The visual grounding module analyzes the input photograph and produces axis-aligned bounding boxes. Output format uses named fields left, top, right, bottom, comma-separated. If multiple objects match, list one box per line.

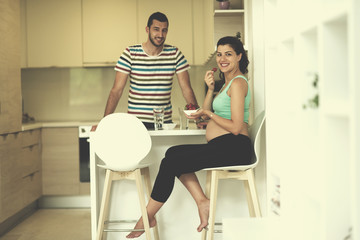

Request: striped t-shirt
left=114, top=44, right=190, bottom=123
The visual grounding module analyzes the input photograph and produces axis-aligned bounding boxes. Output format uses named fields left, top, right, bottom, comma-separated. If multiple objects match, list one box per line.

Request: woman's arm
left=202, top=70, right=216, bottom=111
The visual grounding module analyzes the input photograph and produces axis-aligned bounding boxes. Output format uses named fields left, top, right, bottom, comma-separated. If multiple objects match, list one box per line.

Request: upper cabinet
left=21, top=0, right=214, bottom=67
left=82, top=0, right=137, bottom=66
left=83, top=0, right=213, bottom=66
left=23, top=0, right=82, bottom=68
left=136, top=0, right=194, bottom=65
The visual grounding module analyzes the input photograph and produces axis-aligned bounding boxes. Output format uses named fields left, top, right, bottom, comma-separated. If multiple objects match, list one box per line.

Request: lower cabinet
left=21, top=129, right=42, bottom=206
left=23, top=171, right=42, bottom=206
left=0, top=133, right=23, bottom=223
left=0, top=126, right=90, bottom=224
left=0, top=129, right=42, bottom=223
left=41, top=127, right=89, bottom=195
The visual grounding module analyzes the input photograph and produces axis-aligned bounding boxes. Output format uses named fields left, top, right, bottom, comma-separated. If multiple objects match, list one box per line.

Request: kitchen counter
left=21, top=121, right=98, bottom=131
left=22, top=121, right=205, bottom=135
left=22, top=121, right=201, bottom=133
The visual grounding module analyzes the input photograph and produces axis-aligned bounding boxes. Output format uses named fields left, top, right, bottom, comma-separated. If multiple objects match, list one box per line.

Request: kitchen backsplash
left=21, top=66, right=207, bottom=122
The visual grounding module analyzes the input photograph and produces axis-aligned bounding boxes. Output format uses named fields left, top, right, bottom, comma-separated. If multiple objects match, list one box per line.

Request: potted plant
left=216, top=0, right=230, bottom=10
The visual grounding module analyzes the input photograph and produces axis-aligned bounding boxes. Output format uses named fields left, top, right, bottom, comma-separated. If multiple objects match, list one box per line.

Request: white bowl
left=183, top=109, right=198, bottom=115
left=163, top=123, right=177, bottom=130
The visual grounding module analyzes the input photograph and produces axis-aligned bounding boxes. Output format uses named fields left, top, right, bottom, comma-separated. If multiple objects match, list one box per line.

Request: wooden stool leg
left=243, top=169, right=261, bottom=217
left=206, top=170, right=219, bottom=240
left=205, top=170, right=212, bottom=197
left=97, top=169, right=113, bottom=240
left=201, top=170, right=212, bottom=240
left=142, top=167, right=160, bottom=240
left=135, top=169, right=152, bottom=240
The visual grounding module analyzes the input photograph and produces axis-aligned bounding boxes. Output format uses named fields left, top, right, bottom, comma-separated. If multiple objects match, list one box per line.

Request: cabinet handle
left=23, top=170, right=39, bottom=179
left=23, top=143, right=38, bottom=150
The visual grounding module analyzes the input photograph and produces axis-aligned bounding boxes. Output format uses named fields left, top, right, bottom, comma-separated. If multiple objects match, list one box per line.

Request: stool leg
left=243, top=169, right=261, bottom=217
left=97, top=169, right=113, bottom=240
left=201, top=171, right=212, bottom=240
left=142, top=167, right=160, bottom=240
left=206, top=170, right=219, bottom=240
left=135, top=169, right=152, bottom=240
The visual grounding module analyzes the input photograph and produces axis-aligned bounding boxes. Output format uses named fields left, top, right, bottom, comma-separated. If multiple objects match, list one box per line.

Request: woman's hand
left=185, top=108, right=204, bottom=119
left=204, top=70, right=216, bottom=91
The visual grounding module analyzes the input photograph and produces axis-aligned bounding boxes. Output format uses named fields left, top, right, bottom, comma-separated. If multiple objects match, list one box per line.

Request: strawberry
left=212, top=67, right=217, bottom=72
left=185, top=103, right=198, bottom=110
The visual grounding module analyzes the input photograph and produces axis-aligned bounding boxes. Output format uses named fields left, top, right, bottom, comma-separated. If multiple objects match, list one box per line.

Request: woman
left=126, top=36, right=253, bottom=238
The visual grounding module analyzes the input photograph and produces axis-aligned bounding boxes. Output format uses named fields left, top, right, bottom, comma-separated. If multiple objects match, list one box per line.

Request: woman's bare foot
left=126, top=216, right=157, bottom=238
left=197, top=198, right=210, bottom=232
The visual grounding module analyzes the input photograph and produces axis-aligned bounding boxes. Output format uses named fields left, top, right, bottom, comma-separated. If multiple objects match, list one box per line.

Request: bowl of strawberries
left=183, top=103, right=199, bottom=116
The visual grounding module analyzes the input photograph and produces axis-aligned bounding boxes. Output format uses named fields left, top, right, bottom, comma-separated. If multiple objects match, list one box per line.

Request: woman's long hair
left=217, top=36, right=249, bottom=80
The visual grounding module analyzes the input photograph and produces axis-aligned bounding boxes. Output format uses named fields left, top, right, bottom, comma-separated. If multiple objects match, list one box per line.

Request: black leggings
left=151, top=133, right=253, bottom=203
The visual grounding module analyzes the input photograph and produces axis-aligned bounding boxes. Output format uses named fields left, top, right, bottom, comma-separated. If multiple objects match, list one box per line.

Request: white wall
left=250, top=0, right=265, bottom=118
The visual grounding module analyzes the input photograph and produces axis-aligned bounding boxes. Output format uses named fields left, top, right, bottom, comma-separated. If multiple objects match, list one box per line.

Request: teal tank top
left=212, top=75, right=250, bottom=123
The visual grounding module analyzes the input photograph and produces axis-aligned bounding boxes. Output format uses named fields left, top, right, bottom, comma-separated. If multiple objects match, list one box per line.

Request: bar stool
left=201, top=111, right=265, bottom=240
left=92, top=113, right=159, bottom=240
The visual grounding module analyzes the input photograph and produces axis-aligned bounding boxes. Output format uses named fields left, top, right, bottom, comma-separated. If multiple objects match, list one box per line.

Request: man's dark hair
left=147, top=12, right=169, bottom=28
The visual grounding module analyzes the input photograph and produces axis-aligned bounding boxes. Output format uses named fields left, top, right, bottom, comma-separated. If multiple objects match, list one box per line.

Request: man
left=92, top=12, right=199, bottom=130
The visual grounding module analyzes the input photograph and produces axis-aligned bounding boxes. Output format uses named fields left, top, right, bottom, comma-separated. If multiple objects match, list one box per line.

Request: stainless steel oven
left=79, top=126, right=91, bottom=182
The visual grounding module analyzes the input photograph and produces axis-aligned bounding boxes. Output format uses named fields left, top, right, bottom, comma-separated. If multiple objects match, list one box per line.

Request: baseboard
left=38, top=195, right=91, bottom=209
left=0, top=201, right=38, bottom=237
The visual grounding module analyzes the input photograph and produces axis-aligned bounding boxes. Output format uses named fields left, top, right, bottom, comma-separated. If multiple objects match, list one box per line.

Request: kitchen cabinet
left=82, top=0, right=137, bottom=66
left=0, top=129, right=42, bottom=223
left=83, top=0, right=213, bottom=66
left=42, top=127, right=89, bottom=195
left=0, top=133, right=23, bottom=223
left=21, top=0, right=214, bottom=67
left=21, top=129, right=42, bottom=206
left=137, top=0, right=194, bottom=65
left=0, top=0, right=22, bottom=134
left=24, top=0, right=82, bottom=67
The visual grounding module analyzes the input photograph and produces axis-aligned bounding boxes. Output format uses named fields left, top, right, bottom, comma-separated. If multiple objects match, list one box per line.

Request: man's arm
left=176, top=70, right=198, bottom=106
left=104, top=71, right=128, bottom=116
left=91, top=71, right=128, bottom=131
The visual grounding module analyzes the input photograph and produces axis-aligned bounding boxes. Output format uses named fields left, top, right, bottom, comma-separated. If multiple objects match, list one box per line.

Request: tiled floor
left=0, top=209, right=91, bottom=240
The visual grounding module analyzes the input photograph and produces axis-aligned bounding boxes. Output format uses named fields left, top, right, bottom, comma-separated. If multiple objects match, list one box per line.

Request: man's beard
left=149, top=33, right=164, bottom=48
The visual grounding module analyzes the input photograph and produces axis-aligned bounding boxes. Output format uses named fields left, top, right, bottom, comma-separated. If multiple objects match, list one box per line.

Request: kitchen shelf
left=321, top=15, right=349, bottom=104
left=213, top=0, right=248, bottom=49
left=214, top=9, right=244, bottom=17
left=321, top=3, right=348, bottom=24
left=321, top=99, right=351, bottom=118
left=322, top=115, right=352, bottom=239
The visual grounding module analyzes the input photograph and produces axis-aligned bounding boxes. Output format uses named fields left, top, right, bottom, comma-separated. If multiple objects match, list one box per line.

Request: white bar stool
left=201, top=111, right=265, bottom=240
left=92, top=113, right=160, bottom=240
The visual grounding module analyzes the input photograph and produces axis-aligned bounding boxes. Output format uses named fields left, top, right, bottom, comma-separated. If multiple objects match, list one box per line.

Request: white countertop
left=22, top=121, right=206, bottom=136
left=148, top=128, right=205, bottom=136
